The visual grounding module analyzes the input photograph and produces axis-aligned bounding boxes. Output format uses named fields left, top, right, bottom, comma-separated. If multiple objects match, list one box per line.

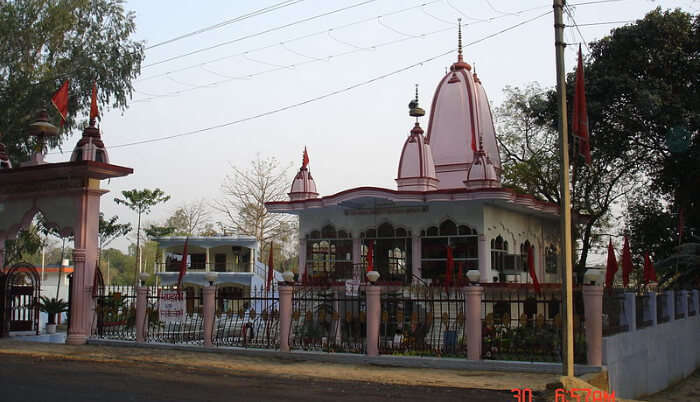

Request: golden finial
left=458, top=18, right=463, bottom=62
left=409, top=84, right=425, bottom=119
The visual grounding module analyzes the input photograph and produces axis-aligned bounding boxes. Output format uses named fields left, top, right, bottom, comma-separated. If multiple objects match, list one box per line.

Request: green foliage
left=144, top=224, right=175, bottom=239
left=0, top=0, right=144, bottom=164
left=98, top=212, right=131, bottom=257
left=114, top=188, right=171, bottom=216
left=39, top=296, right=69, bottom=324
left=3, top=227, right=43, bottom=267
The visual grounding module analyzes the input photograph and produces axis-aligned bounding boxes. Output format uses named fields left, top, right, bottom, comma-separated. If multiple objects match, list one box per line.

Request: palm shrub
left=39, top=296, right=69, bottom=325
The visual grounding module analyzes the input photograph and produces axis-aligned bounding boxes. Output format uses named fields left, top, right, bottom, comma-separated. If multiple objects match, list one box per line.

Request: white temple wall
left=482, top=205, right=561, bottom=284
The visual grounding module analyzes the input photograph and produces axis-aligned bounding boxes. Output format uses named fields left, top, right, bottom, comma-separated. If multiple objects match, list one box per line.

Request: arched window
left=420, top=220, right=479, bottom=280
left=545, top=244, right=558, bottom=273
left=362, top=224, right=412, bottom=282
left=491, top=235, right=508, bottom=272
left=306, top=225, right=352, bottom=278
left=520, top=240, right=533, bottom=273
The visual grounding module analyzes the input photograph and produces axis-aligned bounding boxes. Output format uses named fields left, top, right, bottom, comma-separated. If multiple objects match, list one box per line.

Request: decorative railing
left=603, top=289, right=628, bottom=336
left=657, top=293, right=670, bottom=324
left=674, top=292, right=684, bottom=320
left=636, top=294, right=653, bottom=329
left=379, top=285, right=465, bottom=357
left=157, top=262, right=251, bottom=273
left=92, top=285, right=138, bottom=341
left=212, top=285, right=279, bottom=349
left=481, top=286, right=587, bottom=363
left=289, top=285, right=366, bottom=354
left=145, top=289, right=204, bottom=345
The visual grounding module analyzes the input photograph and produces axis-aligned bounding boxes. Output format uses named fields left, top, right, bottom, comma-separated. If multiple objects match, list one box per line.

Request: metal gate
left=1, top=262, right=41, bottom=334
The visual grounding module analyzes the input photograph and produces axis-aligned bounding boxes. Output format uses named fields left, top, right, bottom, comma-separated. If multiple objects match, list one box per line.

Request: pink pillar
left=202, top=286, right=216, bottom=347
left=279, top=286, right=293, bottom=352
left=366, top=286, right=381, bottom=356
left=582, top=285, right=603, bottom=366
left=135, top=286, right=148, bottom=343
left=298, top=239, right=307, bottom=277
left=464, top=286, right=484, bottom=360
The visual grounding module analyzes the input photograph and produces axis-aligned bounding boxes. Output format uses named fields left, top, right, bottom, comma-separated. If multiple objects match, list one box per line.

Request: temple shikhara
left=267, top=30, right=563, bottom=285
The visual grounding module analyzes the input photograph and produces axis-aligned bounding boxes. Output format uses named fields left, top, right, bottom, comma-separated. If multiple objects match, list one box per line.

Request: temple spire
left=408, top=84, right=425, bottom=123
left=452, top=19, right=471, bottom=71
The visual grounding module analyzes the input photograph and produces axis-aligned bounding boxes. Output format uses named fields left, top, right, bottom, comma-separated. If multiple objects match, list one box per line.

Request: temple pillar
left=278, top=286, right=293, bottom=352
left=204, top=248, right=210, bottom=272
left=352, top=237, right=361, bottom=267
left=298, top=238, right=307, bottom=276
left=202, top=286, right=216, bottom=347
left=66, top=185, right=102, bottom=345
left=478, top=234, right=491, bottom=283
left=464, top=286, right=483, bottom=360
left=411, top=234, right=421, bottom=282
left=135, top=286, right=148, bottom=343
left=366, top=286, right=381, bottom=356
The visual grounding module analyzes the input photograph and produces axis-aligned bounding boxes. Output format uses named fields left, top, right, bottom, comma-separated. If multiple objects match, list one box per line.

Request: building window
left=520, top=240, right=533, bottom=273
left=420, top=220, right=479, bottom=281
left=214, top=254, right=227, bottom=272
left=545, top=244, right=558, bottom=274
left=306, top=225, right=352, bottom=278
left=361, top=222, right=412, bottom=282
left=490, top=235, right=508, bottom=273
left=190, top=254, right=206, bottom=270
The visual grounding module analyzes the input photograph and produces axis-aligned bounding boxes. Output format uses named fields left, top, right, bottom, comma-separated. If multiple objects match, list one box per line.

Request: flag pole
left=554, top=0, right=575, bottom=378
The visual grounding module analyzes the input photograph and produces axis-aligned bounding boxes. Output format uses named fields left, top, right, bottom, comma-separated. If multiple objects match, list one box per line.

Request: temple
left=266, top=28, right=563, bottom=285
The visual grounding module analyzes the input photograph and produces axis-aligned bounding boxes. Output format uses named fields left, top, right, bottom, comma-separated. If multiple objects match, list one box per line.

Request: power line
left=137, top=0, right=442, bottom=81
left=49, top=10, right=552, bottom=152
left=570, top=20, right=634, bottom=27
left=143, top=0, right=379, bottom=69
left=564, top=3, right=591, bottom=53
left=145, top=0, right=305, bottom=50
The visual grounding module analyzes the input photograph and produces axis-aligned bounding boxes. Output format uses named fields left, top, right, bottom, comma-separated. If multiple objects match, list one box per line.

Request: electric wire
left=145, top=0, right=305, bottom=50
left=143, top=0, right=379, bottom=69
left=564, top=3, right=591, bottom=53
left=47, top=9, right=552, bottom=153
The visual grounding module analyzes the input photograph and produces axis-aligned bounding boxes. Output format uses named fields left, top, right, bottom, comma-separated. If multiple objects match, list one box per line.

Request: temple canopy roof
left=288, top=147, right=318, bottom=201
left=396, top=86, right=438, bottom=192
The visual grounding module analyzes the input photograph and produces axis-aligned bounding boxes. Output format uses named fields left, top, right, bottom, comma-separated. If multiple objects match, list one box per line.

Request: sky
left=44, top=0, right=698, bottom=259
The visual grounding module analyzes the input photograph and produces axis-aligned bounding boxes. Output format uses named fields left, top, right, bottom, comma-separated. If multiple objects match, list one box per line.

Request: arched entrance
left=1, top=262, right=41, bottom=335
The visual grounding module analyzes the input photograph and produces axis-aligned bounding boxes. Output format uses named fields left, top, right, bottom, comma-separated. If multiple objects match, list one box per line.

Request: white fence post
left=665, top=290, right=675, bottom=321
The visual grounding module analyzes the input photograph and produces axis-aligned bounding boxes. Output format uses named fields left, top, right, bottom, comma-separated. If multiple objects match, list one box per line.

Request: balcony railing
left=157, top=262, right=251, bottom=273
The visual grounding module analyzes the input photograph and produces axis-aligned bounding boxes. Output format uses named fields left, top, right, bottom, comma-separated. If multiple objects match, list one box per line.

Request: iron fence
left=689, top=293, right=697, bottom=317
left=290, top=285, right=366, bottom=353
left=674, top=292, right=684, bottom=319
left=657, top=293, right=669, bottom=323
left=379, top=285, right=465, bottom=357
left=603, top=289, right=628, bottom=336
left=636, top=294, right=652, bottom=328
left=93, top=285, right=137, bottom=341
left=145, top=288, right=204, bottom=345
left=481, top=286, right=587, bottom=363
left=212, top=286, right=280, bottom=349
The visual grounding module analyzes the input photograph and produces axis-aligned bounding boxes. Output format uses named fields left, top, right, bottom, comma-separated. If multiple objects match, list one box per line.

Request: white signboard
left=159, top=290, right=185, bottom=323
left=345, top=279, right=360, bottom=297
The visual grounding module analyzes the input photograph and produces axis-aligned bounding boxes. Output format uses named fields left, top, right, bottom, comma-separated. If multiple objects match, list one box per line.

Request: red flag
left=266, top=242, right=274, bottom=291
left=643, top=253, right=657, bottom=284
left=573, top=45, right=591, bottom=165
left=528, top=245, right=541, bottom=295
left=366, top=241, right=374, bottom=273
left=90, top=82, right=99, bottom=122
left=605, top=239, right=618, bottom=288
left=621, top=236, right=633, bottom=287
left=302, top=147, right=309, bottom=169
left=177, top=238, right=189, bottom=293
left=445, top=246, right=454, bottom=291
left=51, top=80, right=69, bottom=126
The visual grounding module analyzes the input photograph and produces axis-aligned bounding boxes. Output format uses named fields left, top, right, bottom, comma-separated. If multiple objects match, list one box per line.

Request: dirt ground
left=646, top=369, right=700, bottom=401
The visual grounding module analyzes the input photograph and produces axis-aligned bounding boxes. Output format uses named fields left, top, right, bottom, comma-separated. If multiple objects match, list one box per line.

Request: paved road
left=0, top=355, right=530, bottom=402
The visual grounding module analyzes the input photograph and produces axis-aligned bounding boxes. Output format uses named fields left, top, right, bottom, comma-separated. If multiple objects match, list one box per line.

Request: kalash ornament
left=21, top=109, right=59, bottom=166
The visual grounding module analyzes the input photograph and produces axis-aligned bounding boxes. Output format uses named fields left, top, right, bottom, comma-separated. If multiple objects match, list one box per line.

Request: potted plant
left=39, top=296, right=69, bottom=334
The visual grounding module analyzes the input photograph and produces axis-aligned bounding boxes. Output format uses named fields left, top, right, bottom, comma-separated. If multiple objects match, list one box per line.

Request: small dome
left=0, top=134, right=11, bottom=169
left=396, top=123, right=439, bottom=191
left=288, top=148, right=319, bottom=201
left=464, top=148, right=500, bottom=189
left=70, top=121, right=109, bottom=163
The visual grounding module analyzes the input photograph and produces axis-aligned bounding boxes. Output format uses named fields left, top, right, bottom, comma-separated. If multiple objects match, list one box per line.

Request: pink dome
left=70, top=122, right=109, bottom=164
left=464, top=148, right=500, bottom=189
left=288, top=148, right=318, bottom=201
left=396, top=123, right=439, bottom=191
left=425, top=30, right=501, bottom=189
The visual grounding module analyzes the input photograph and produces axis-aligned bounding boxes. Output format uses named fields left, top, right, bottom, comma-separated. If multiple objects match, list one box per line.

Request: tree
left=214, top=155, right=296, bottom=262
left=114, top=188, right=170, bottom=287
left=165, top=199, right=210, bottom=236
left=0, top=0, right=144, bottom=165
left=144, top=224, right=175, bottom=239
left=98, top=213, right=131, bottom=265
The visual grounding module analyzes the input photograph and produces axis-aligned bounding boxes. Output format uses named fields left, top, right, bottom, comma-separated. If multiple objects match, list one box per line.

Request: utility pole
left=554, top=0, right=575, bottom=378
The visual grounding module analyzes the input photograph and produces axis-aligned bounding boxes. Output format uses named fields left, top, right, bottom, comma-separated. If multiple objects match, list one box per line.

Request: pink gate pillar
left=582, top=285, right=604, bottom=366
left=366, top=286, right=381, bottom=356
left=202, top=286, right=216, bottom=347
left=279, top=286, right=293, bottom=352
left=464, top=286, right=484, bottom=360
left=135, top=287, right=148, bottom=343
